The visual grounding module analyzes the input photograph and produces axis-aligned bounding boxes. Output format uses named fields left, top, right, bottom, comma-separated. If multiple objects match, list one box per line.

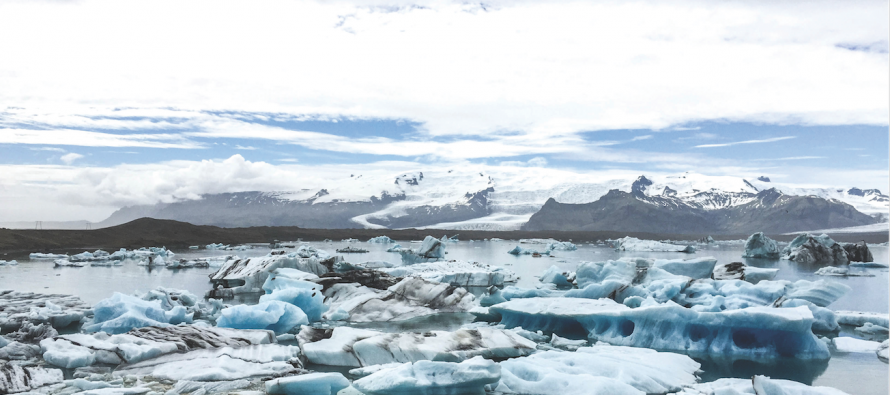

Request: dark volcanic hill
left=523, top=184, right=879, bottom=234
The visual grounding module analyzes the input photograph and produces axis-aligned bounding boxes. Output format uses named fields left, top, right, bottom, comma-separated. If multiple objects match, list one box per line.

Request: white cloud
left=631, top=135, right=653, bottom=141
left=60, top=152, right=84, bottom=164
left=30, top=147, right=66, bottom=152
left=0, top=0, right=884, bottom=140
left=234, top=145, right=257, bottom=150
left=0, top=129, right=203, bottom=149
left=751, top=156, right=825, bottom=161
left=694, top=136, right=796, bottom=148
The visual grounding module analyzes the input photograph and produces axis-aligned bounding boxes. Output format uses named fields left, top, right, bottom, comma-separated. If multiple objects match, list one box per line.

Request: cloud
left=694, top=136, right=796, bottom=148
left=30, top=147, right=66, bottom=152
left=500, top=157, right=548, bottom=167
left=751, top=156, right=825, bottom=161
left=60, top=152, right=84, bottom=164
left=0, top=129, right=203, bottom=149
left=0, top=0, right=884, bottom=140
left=234, top=145, right=257, bottom=150
left=630, top=135, right=653, bottom=141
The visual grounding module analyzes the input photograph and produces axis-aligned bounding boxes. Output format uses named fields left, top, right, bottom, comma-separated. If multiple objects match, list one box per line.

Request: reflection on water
left=1, top=239, right=887, bottom=394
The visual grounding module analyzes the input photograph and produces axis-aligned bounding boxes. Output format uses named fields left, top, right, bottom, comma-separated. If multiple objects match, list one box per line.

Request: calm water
left=1, top=239, right=887, bottom=394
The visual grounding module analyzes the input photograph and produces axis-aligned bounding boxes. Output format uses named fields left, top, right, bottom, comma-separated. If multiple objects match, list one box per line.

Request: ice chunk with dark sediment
left=675, top=376, right=849, bottom=395
left=39, top=325, right=275, bottom=368
left=113, top=344, right=302, bottom=380
left=495, top=345, right=700, bottom=395
left=742, top=232, right=781, bottom=259
left=379, top=260, right=518, bottom=287
left=491, top=297, right=830, bottom=360
left=353, top=356, right=500, bottom=395
left=615, top=237, right=695, bottom=253
left=265, top=372, right=350, bottom=395
left=297, top=326, right=536, bottom=367
left=321, top=277, right=476, bottom=322
left=841, top=241, right=873, bottom=262
left=782, top=234, right=849, bottom=265
left=0, top=290, right=90, bottom=331
left=712, top=262, right=779, bottom=283
left=398, top=236, right=446, bottom=264
left=0, top=361, right=63, bottom=394
left=207, top=252, right=332, bottom=296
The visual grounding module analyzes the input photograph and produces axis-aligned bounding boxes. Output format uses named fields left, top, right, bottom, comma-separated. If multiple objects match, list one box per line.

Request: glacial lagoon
left=1, top=239, right=887, bottom=395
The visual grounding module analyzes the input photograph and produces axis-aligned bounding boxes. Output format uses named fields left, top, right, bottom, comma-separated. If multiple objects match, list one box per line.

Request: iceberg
left=29, top=252, right=68, bottom=259
left=353, top=356, right=500, bottom=395
left=265, top=372, right=350, bottom=395
left=216, top=300, right=308, bottom=334
left=298, top=326, right=536, bottom=367
left=491, top=298, right=830, bottom=360
left=833, top=336, right=882, bottom=353
left=507, top=246, right=551, bottom=256
left=675, top=376, right=849, bottom=395
left=495, top=345, right=700, bottom=395
left=879, top=340, right=889, bottom=363
left=834, top=311, right=890, bottom=328
left=260, top=269, right=327, bottom=322
left=321, top=277, right=476, bottom=322
left=367, top=236, right=395, bottom=244
left=652, top=257, right=717, bottom=279
left=815, top=266, right=873, bottom=277
left=379, top=260, right=518, bottom=287
left=742, top=232, right=780, bottom=259
left=539, top=265, right=574, bottom=288
left=208, top=251, right=331, bottom=296
left=113, top=344, right=302, bottom=380
left=854, top=322, right=888, bottom=335
left=387, top=243, right=405, bottom=252
left=83, top=293, right=184, bottom=334
left=849, top=261, right=888, bottom=268
left=712, top=262, right=779, bottom=283
left=0, top=260, right=18, bottom=266
left=0, top=362, right=63, bottom=394
left=615, top=237, right=695, bottom=253
left=399, top=236, right=446, bottom=264
left=40, top=325, right=275, bottom=368
left=548, top=334, right=586, bottom=351
left=782, top=234, right=849, bottom=265
left=0, top=290, right=90, bottom=332
left=841, top=241, right=873, bottom=262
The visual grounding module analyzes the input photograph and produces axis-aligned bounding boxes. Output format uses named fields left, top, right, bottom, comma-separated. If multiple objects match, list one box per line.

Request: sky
left=0, top=0, right=887, bottom=222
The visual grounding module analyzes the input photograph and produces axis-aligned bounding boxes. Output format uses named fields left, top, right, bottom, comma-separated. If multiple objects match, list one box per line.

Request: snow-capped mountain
left=97, top=168, right=888, bottom=233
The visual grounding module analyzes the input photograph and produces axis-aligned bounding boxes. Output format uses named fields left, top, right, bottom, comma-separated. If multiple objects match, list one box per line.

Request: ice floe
left=495, top=345, right=700, bottom=395
left=297, top=326, right=535, bottom=367
left=113, top=344, right=302, bottom=380
left=614, top=237, right=695, bottom=253
left=353, top=356, right=500, bottom=395
left=378, top=260, right=518, bottom=287
left=834, top=310, right=890, bottom=328
left=29, top=253, right=68, bottom=259
left=815, top=266, right=874, bottom=277
left=491, top=298, right=830, bottom=360
left=675, top=375, right=849, bottom=395
left=832, top=336, right=882, bottom=353
left=398, top=236, right=446, bottom=264
left=0, top=290, right=90, bottom=331
left=208, top=251, right=333, bottom=297
left=216, top=301, right=308, bottom=334
left=322, top=277, right=475, bottom=322
left=367, top=236, right=394, bottom=244
left=265, top=372, right=350, bottom=395
left=711, top=262, right=779, bottom=283
left=0, top=362, right=63, bottom=394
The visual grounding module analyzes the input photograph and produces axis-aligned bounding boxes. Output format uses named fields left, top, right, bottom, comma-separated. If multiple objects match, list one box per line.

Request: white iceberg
left=216, top=300, right=308, bottom=334
left=353, top=356, right=500, bottom=395
left=615, top=237, right=695, bottom=253
left=676, top=375, right=849, bottom=395
left=652, top=256, right=717, bottom=279
left=834, top=310, right=890, bottom=328
left=29, top=253, right=68, bottom=259
left=298, top=326, right=535, bottom=367
left=367, top=236, right=395, bottom=244
left=495, top=345, right=700, bottom=395
left=399, top=236, right=446, bottom=264
left=113, top=344, right=302, bottom=380
left=265, top=372, right=350, bottom=395
left=321, top=277, right=476, bottom=323
left=379, top=260, right=518, bottom=287
left=539, top=265, right=574, bottom=288
left=833, top=336, right=882, bottom=353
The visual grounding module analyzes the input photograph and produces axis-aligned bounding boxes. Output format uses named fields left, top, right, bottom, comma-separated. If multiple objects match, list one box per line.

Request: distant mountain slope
left=89, top=169, right=888, bottom=232
left=523, top=177, right=880, bottom=234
